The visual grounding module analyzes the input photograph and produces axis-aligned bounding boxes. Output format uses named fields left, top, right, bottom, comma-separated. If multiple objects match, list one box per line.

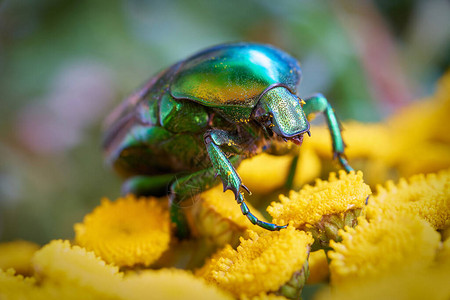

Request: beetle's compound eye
left=253, top=105, right=268, bottom=119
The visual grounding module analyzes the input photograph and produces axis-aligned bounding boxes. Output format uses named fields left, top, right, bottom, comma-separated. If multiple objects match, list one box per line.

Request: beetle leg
left=204, top=129, right=248, bottom=198
left=169, top=167, right=219, bottom=239
left=204, top=129, right=287, bottom=231
left=303, top=93, right=354, bottom=172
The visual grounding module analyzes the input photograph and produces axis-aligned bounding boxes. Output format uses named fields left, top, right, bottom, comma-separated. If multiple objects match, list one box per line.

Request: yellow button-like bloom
left=368, top=169, right=450, bottom=230
left=268, top=171, right=370, bottom=249
left=292, top=145, right=322, bottom=189
left=194, top=185, right=266, bottom=247
left=32, top=240, right=123, bottom=292
left=328, top=215, right=440, bottom=284
left=196, top=227, right=313, bottom=298
left=269, top=171, right=370, bottom=227
left=238, top=147, right=322, bottom=193
left=238, top=153, right=294, bottom=194
left=120, top=269, right=233, bottom=300
left=308, top=122, right=393, bottom=160
left=316, top=264, right=450, bottom=300
left=0, top=240, right=40, bottom=276
left=0, top=269, right=37, bottom=300
left=74, top=195, right=170, bottom=267
left=240, top=293, right=290, bottom=300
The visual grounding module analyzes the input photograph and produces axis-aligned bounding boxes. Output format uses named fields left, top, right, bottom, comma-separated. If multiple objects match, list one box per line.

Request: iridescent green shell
left=170, top=43, right=302, bottom=109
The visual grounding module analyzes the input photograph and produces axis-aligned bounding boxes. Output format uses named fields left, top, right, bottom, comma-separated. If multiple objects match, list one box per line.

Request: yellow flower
left=292, top=145, right=322, bottom=189
left=269, top=171, right=370, bottom=227
left=388, top=71, right=450, bottom=146
left=74, top=195, right=170, bottom=267
left=240, top=293, right=289, bottom=300
left=31, top=240, right=123, bottom=293
left=0, top=261, right=118, bottom=300
left=194, top=185, right=266, bottom=248
left=385, top=71, right=450, bottom=176
left=315, top=264, right=450, bottom=300
left=238, top=153, right=294, bottom=194
left=0, top=269, right=37, bottom=300
left=304, top=122, right=393, bottom=160
left=394, top=144, right=450, bottom=177
left=237, top=148, right=322, bottom=193
left=268, top=171, right=371, bottom=249
left=120, top=269, right=232, bottom=300
left=367, top=169, right=450, bottom=230
left=196, top=227, right=313, bottom=298
left=0, top=240, right=40, bottom=276
left=306, top=249, right=329, bottom=284
left=328, top=215, right=440, bottom=284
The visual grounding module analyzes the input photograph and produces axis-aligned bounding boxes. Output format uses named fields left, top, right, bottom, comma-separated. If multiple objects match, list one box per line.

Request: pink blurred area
left=14, top=61, right=115, bottom=155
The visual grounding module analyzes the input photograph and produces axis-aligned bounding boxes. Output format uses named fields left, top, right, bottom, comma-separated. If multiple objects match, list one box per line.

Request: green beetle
left=103, top=43, right=352, bottom=237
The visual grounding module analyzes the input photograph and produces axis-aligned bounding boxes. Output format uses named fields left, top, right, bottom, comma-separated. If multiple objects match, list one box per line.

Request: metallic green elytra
left=103, top=42, right=353, bottom=238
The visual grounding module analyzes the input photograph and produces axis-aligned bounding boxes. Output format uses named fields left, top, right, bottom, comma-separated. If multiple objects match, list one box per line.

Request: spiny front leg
left=204, top=129, right=286, bottom=231
left=204, top=132, right=248, bottom=198
left=303, top=93, right=354, bottom=172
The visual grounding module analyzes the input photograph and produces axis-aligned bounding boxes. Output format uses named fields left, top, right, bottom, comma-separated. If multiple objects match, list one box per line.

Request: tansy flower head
left=367, top=168, right=450, bottom=230
left=31, top=240, right=123, bottom=292
left=196, top=226, right=313, bottom=298
left=0, top=269, right=37, bottom=299
left=238, top=153, right=294, bottom=194
left=120, top=269, right=232, bottom=300
left=1, top=261, right=119, bottom=300
left=315, top=264, right=450, bottom=300
left=328, top=215, right=440, bottom=284
left=194, top=185, right=266, bottom=247
left=304, top=122, right=393, bottom=160
left=268, top=171, right=371, bottom=250
left=241, top=293, right=290, bottom=300
left=74, top=195, right=170, bottom=267
left=292, top=145, right=322, bottom=189
left=0, top=240, right=40, bottom=276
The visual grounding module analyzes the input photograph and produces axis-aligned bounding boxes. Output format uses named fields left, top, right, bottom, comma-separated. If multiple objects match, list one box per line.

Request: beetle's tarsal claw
left=365, top=196, right=370, bottom=205
left=241, top=184, right=251, bottom=195
left=307, top=130, right=311, bottom=137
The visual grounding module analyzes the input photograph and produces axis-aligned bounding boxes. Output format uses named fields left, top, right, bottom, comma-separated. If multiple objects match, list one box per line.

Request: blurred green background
left=0, top=0, right=449, bottom=244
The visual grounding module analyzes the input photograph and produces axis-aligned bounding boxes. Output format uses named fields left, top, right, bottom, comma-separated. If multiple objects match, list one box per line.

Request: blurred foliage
left=0, top=0, right=449, bottom=244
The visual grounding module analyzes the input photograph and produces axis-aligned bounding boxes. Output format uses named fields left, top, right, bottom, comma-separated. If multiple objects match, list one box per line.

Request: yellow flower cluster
left=1, top=240, right=232, bottom=300
left=328, top=215, right=441, bottom=284
left=193, top=185, right=266, bottom=248
left=368, top=169, right=450, bottom=229
left=316, top=264, right=450, bottom=300
left=237, top=148, right=322, bottom=193
left=307, top=71, right=450, bottom=186
left=268, top=171, right=371, bottom=227
left=196, top=227, right=313, bottom=298
left=2, top=72, right=450, bottom=300
left=74, top=195, right=170, bottom=267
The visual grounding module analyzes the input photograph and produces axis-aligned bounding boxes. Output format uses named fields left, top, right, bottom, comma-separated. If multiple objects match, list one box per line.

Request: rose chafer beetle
left=103, top=42, right=353, bottom=237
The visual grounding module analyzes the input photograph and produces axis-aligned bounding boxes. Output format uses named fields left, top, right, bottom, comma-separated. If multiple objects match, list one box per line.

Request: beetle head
left=253, top=86, right=310, bottom=145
